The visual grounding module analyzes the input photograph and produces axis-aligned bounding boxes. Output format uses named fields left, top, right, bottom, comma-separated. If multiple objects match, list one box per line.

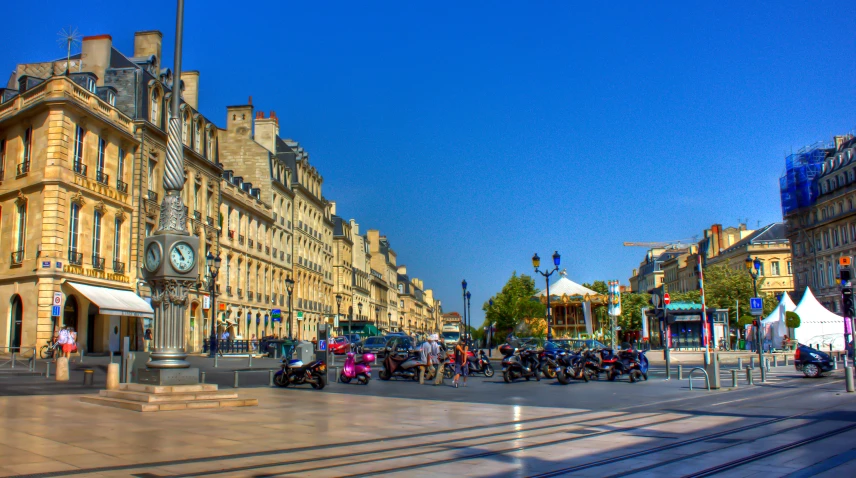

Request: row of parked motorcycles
left=500, top=344, right=650, bottom=384
left=379, top=347, right=495, bottom=380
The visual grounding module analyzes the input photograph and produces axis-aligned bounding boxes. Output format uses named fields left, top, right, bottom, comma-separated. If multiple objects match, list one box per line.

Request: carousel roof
left=537, top=272, right=607, bottom=303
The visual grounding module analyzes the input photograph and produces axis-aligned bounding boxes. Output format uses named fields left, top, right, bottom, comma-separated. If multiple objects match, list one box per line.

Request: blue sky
left=3, top=1, right=855, bottom=327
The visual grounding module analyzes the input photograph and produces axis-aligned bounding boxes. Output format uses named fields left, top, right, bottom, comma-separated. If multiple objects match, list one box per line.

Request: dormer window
left=207, top=130, right=215, bottom=161
left=150, top=89, right=159, bottom=126
left=182, top=110, right=190, bottom=146
left=107, top=91, right=115, bottom=106
left=194, top=120, right=202, bottom=153
left=86, top=77, right=96, bottom=93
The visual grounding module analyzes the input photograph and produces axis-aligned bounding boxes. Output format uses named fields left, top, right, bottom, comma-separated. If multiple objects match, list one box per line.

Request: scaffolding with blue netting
left=780, top=145, right=828, bottom=216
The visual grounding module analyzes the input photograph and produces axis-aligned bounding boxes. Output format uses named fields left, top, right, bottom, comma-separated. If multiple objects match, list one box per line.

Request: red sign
left=663, top=293, right=671, bottom=305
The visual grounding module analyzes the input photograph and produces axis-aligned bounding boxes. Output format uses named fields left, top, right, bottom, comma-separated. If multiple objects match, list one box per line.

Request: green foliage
left=482, top=272, right=546, bottom=343
left=582, top=280, right=609, bottom=295
left=617, top=292, right=650, bottom=332
left=700, top=265, right=776, bottom=322
left=785, top=311, right=801, bottom=329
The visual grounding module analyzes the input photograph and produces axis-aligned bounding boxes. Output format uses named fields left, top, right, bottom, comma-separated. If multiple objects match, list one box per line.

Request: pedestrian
left=250, top=334, right=257, bottom=352
left=58, top=325, right=72, bottom=360
left=453, top=338, right=469, bottom=388
left=221, top=329, right=231, bottom=353
left=144, top=328, right=153, bottom=352
left=419, top=335, right=433, bottom=385
left=69, top=327, right=78, bottom=363
left=432, top=335, right=445, bottom=386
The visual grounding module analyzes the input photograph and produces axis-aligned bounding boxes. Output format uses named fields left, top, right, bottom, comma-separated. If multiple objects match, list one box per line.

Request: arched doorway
left=64, top=296, right=79, bottom=329
left=9, top=295, right=23, bottom=348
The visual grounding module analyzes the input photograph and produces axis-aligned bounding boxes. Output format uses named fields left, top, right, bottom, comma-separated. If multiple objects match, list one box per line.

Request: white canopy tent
left=759, top=293, right=796, bottom=348
left=791, top=288, right=846, bottom=350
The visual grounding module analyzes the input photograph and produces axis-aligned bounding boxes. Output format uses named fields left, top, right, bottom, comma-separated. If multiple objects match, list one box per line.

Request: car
left=361, top=336, right=391, bottom=356
left=330, top=336, right=351, bottom=355
left=553, top=339, right=608, bottom=350
left=385, top=335, right=416, bottom=353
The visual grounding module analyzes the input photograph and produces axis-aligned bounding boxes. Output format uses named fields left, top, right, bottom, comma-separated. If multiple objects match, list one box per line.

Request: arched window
left=182, top=110, right=191, bottom=145
left=207, top=130, right=215, bottom=161
left=194, top=119, right=202, bottom=153
left=150, top=89, right=160, bottom=126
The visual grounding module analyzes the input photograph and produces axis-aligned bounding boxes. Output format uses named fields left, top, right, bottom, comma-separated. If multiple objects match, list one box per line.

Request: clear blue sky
left=3, top=1, right=855, bottom=327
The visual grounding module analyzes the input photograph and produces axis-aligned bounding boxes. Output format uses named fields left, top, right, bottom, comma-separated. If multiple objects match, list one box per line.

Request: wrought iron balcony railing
left=73, top=162, right=87, bottom=176
left=95, top=170, right=109, bottom=185
left=248, top=238, right=254, bottom=248
left=147, top=190, right=158, bottom=202
left=113, top=260, right=125, bottom=274
left=17, top=162, right=30, bottom=176
left=92, top=255, right=105, bottom=270
left=193, top=211, right=201, bottom=220
left=227, top=286, right=232, bottom=295
left=116, top=179, right=128, bottom=193
left=68, top=249, right=83, bottom=265
left=207, top=216, right=215, bottom=226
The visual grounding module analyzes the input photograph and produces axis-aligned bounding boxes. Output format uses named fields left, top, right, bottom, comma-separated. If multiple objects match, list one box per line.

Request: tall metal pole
left=466, top=292, right=472, bottom=346
left=752, top=276, right=764, bottom=371
left=208, top=272, right=218, bottom=358
left=545, top=275, right=552, bottom=341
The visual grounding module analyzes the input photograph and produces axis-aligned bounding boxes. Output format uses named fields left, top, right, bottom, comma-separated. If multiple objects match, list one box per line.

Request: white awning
left=67, top=282, right=154, bottom=318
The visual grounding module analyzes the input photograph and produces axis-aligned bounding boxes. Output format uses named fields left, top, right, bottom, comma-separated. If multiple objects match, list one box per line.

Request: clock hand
left=178, top=249, right=187, bottom=261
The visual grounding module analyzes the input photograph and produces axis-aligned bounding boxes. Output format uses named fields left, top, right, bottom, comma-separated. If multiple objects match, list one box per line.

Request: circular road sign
left=663, top=293, right=671, bottom=306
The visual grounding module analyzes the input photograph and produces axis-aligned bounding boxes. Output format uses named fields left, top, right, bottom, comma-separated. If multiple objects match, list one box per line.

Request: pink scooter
left=340, top=351, right=374, bottom=384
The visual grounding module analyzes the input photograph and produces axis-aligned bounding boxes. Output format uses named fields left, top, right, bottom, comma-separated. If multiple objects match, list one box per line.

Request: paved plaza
left=1, top=357, right=856, bottom=477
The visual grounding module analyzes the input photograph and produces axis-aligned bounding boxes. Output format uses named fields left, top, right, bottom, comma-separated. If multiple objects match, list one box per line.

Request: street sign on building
left=271, top=309, right=282, bottom=322
left=53, top=292, right=63, bottom=307
left=297, top=311, right=304, bottom=321
left=51, top=306, right=61, bottom=317
left=750, top=297, right=763, bottom=316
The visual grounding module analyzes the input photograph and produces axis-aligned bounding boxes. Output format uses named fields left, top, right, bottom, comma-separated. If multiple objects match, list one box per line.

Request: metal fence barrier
left=0, top=346, right=36, bottom=371
left=688, top=367, right=711, bottom=391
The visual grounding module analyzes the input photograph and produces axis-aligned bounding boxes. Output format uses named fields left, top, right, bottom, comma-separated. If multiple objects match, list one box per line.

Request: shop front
left=64, top=282, right=154, bottom=353
left=646, top=302, right=718, bottom=351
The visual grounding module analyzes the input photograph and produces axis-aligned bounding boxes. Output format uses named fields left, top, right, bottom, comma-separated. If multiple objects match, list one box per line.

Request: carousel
left=536, top=271, right=609, bottom=337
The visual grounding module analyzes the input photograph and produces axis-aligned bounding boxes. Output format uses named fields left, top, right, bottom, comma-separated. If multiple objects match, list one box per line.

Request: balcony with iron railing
left=113, top=260, right=125, bottom=274
left=238, top=235, right=245, bottom=245
left=207, top=216, right=215, bottom=227
left=68, top=249, right=83, bottom=265
left=73, top=162, right=87, bottom=177
left=95, top=170, right=109, bottom=185
left=10, top=249, right=24, bottom=265
left=92, top=255, right=105, bottom=270
left=193, top=211, right=201, bottom=220
left=16, top=162, right=30, bottom=176
left=116, top=179, right=128, bottom=193
left=147, top=190, right=158, bottom=202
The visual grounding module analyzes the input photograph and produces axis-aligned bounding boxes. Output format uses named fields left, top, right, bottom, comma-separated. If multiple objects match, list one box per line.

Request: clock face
left=169, top=242, right=196, bottom=273
left=144, top=243, right=162, bottom=272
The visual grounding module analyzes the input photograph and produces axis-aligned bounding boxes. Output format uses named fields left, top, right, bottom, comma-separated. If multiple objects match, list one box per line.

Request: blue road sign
left=318, top=340, right=327, bottom=351
left=51, top=305, right=61, bottom=317
left=750, top=298, right=763, bottom=310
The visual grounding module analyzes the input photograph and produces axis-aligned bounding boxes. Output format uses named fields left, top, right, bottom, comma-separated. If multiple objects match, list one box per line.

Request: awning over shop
left=341, top=323, right=380, bottom=337
left=67, top=282, right=154, bottom=318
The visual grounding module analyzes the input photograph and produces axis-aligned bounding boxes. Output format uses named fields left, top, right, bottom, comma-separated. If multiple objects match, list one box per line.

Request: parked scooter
left=794, top=344, right=834, bottom=378
left=340, top=352, right=375, bottom=384
left=607, top=349, right=649, bottom=383
left=501, top=347, right=541, bottom=382
left=274, top=358, right=327, bottom=389
left=556, top=349, right=588, bottom=384
left=540, top=347, right=564, bottom=379
left=468, top=349, right=495, bottom=377
left=379, top=349, right=425, bottom=381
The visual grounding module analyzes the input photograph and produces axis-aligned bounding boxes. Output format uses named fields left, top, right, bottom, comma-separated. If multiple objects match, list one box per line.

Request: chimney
left=80, top=35, right=112, bottom=86
left=398, top=265, right=407, bottom=275
left=134, top=31, right=162, bottom=63
left=330, top=201, right=336, bottom=216
left=349, top=219, right=359, bottom=235
left=226, top=104, right=254, bottom=138
left=254, top=108, right=279, bottom=153
left=180, top=71, right=199, bottom=109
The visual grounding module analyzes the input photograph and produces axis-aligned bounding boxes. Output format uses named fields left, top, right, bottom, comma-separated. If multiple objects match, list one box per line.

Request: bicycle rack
left=688, top=367, right=711, bottom=391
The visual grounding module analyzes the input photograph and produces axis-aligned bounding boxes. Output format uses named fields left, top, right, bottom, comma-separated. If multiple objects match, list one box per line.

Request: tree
left=582, top=280, right=609, bottom=295
left=483, top=272, right=546, bottom=343
left=701, top=264, right=776, bottom=336
left=785, top=311, right=801, bottom=329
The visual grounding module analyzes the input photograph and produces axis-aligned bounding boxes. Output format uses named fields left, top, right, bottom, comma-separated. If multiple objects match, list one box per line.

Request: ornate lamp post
left=285, top=278, right=295, bottom=340
left=745, top=255, right=764, bottom=374
left=387, top=312, right=391, bottom=332
left=375, top=306, right=380, bottom=335
left=206, top=252, right=222, bottom=358
left=461, top=280, right=468, bottom=340
left=140, top=0, right=199, bottom=383
left=533, top=251, right=561, bottom=341
left=357, top=302, right=363, bottom=338
left=335, top=294, right=342, bottom=336
left=466, top=291, right=472, bottom=346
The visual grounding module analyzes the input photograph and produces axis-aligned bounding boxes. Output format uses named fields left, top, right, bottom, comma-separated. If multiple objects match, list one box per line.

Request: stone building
left=396, top=265, right=433, bottom=334
left=706, top=223, right=793, bottom=296
left=217, top=104, right=294, bottom=339
left=332, top=213, right=353, bottom=331
left=348, top=220, right=372, bottom=334
left=366, top=229, right=397, bottom=333
left=784, top=135, right=856, bottom=312
left=0, top=72, right=144, bottom=354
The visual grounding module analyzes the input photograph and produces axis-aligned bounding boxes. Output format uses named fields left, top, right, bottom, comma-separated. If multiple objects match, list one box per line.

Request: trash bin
left=280, top=340, right=296, bottom=361
left=295, top=342, right=313, bottom=363
left=738, top=339, right=745, bottom=350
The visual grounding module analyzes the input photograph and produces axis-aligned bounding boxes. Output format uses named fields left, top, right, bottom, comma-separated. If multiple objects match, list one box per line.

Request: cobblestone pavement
left=0, top=358, right=855, bottom=477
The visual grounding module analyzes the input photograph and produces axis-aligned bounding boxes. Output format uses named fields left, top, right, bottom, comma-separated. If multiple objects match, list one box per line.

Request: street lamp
left=357, top=302, right=363, bottom=338
left=533, top=251, right=561, bottom=341
left=387, top=312, right=391, bottom=332
left=488, top=298, right=494, bottom=352
left=206, top=252, right=222, bottom=358
left=285, top=277, right=295, bottom=340
left=375, top=306, right=379, bottom=336
left=466, top=291, right=472, bottom=346
left=335, top=294, right=342, bottom=336
left=745, top=255, right=764, bottom=379
left=461, top=279, right=468, bottom=341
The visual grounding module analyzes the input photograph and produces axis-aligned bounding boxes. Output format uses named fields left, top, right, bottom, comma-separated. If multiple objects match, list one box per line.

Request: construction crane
left=623, top=237, right=698, bottom=250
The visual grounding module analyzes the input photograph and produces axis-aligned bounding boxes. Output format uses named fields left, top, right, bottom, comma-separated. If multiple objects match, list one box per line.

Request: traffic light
left=752, top=319, right=758, bottom=327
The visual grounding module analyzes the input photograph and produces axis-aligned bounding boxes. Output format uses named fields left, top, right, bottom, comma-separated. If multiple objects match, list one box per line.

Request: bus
left=442, top=322, right=461, bottom=345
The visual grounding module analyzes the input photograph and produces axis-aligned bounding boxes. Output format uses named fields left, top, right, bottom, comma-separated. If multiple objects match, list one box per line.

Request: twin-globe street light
left=745, top=255, right=764, bottom=377
left=205, top=252, right=222, bottom=358
left=533, top=251, right=561, bottom=341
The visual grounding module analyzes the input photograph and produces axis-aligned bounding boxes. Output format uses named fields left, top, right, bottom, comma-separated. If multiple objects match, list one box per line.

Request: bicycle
left=40, top=340, right=60, bottom=359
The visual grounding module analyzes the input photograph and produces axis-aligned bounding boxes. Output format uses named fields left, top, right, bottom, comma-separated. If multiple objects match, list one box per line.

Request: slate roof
left=719, top=223, right=787, bottom=255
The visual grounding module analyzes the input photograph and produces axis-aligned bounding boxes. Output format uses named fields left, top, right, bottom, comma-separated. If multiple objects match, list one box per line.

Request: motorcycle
left=379, top=349, right=425, bottom=381
left=794, top=344, right=834, bottom=378
left=540, top=347, right=564, bottom=379
left=501, top=347, right=541, bottom=383
left=607, top=349, right=649, bottom=383
left=556, top=349, right=588, bottom=384
left=274, top=358, right=327, bottom=389
left=340, top=351, right=375, bottom=384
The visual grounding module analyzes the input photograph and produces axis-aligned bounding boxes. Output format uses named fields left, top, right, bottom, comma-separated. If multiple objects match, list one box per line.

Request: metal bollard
left=834, top=356, right=839, bottom=370
left=233, top=370, right=239, bottom=388
left=846, top=355, right=850, bottom=368
left=750, top=356, right=756, bottom=369
left=214, top=354, right=219, bottom=368
left=10, top=352, right=15, bottom=369
left=774, top=355, right=778, bottom=367
left=248, top=354, right=253, bottom=368
left=664, top=349, right=672, bottom=380
left=83, top=369, right=94, bottom=386
left=45, top=361, right=51, bottom=379
left=765, top=358, right=770, bottom=373
left=200, top=371, right=206, bottom=383
left=746, top=366, right=753, bottom=385
left=269, top=369, right=274, bottom=386
left=737, top=357, right=743, bottom=370
left=760, top=366, right=767, bottom=383
left=846, top=367, right=855, bottom=393
left=678, top=365, right=683, bottom=380
left=731, top=369, right=738, bottom=388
